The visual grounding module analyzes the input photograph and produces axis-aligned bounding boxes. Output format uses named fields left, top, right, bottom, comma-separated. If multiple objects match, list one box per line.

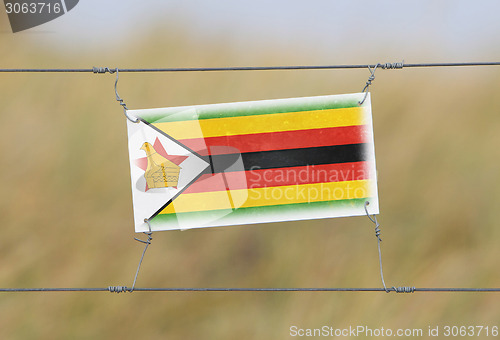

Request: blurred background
left=0, top=1, right=499, bottom=339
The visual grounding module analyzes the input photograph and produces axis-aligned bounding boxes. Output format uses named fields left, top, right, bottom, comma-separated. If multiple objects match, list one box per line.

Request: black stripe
left=203, top=143, right=368, bottom=174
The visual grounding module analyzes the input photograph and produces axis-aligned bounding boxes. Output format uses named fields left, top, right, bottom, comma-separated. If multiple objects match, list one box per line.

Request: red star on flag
left=134, top=137, right=189, bottom=171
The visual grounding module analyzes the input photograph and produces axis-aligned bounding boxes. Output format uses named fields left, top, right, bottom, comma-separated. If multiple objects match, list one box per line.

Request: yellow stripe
left=160, top=180, right=372, bottom=214
left=154, top=107, right=365, bottom=140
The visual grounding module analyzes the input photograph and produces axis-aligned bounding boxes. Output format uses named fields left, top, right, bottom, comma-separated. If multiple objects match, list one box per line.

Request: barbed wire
left=0, top=61, right=499, bottom=73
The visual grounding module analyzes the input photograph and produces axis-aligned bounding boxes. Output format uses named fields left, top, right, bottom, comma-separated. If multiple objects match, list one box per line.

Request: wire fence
left=0, top=61, right=499, bottom=73
left=1, top=287, right=499, bottom=294
left=1, top=60, right=499, bottom=294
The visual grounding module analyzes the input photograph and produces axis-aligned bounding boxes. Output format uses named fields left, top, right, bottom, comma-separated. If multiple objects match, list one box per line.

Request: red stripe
left=179, top=125, right=369, bottom=156
left=183, top=161, right=371, bottom=194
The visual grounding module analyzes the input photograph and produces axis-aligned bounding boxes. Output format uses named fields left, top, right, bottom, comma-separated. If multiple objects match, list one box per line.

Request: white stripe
left=61, top=0, right=68, bottom=13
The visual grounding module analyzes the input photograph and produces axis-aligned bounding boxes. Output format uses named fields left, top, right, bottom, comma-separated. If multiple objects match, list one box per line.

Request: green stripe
left=150, top=198, right=370, bottom=228
left=135, top=94, right=363, bottom=123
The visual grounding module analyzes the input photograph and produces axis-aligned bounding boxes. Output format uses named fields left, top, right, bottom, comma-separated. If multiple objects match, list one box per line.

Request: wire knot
left=362, top=67, right=377, bottom=92
left=359, top=64, right=379, bottom=105
left=108, top=286, right=129, bottom=293
left=134, top=232, right=153, bottom=245
left=391, top=286, right=416, bottom=293
left=374, top=224, right=382, bottom=241
left=128, top=219, right=154, bottom=293
left=93, top=66, right=139, bottom=122
left=380, top=61, right=404, bottom=70
left=365, top=73, right=375, bottom=86
left=92, top=67, right=116, bottom=74
left=111, top=68, right=139, bottom=123
left=364, top=201, right=382, bottom=242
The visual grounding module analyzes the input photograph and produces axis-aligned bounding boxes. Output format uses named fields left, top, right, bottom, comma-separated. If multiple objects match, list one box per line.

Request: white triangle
left=127, top=120, right=210, bottom=232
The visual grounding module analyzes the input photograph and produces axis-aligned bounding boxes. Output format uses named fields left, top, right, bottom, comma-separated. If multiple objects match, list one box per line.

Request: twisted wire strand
left=364, top=201, right=389, bottom=292
left=380, top=61, right=404, bottom=69
left=92, top=67, right=138, bottom=123
left=112, top=68, right=139, bottom=123
left=392, top=286, right=416, bottom=293
left=358, top=64, right=380, bottom=105
left=92, top=67, right=115, bottom=74
left=129, top=219, right=154, bottom=293
left=106, top=220, right=154, bottom=294
left=108, top=286, right=129, bottom=294
left=364, top=202, right=417, bottom=294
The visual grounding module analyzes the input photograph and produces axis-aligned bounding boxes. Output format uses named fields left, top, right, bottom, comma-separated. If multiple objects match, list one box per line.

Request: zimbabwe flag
left=127, top=93, right=378, bottom=232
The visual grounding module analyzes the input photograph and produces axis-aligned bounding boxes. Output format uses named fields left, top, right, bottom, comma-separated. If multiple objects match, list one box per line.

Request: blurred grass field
left=0, top=15, right=500, bottom=340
